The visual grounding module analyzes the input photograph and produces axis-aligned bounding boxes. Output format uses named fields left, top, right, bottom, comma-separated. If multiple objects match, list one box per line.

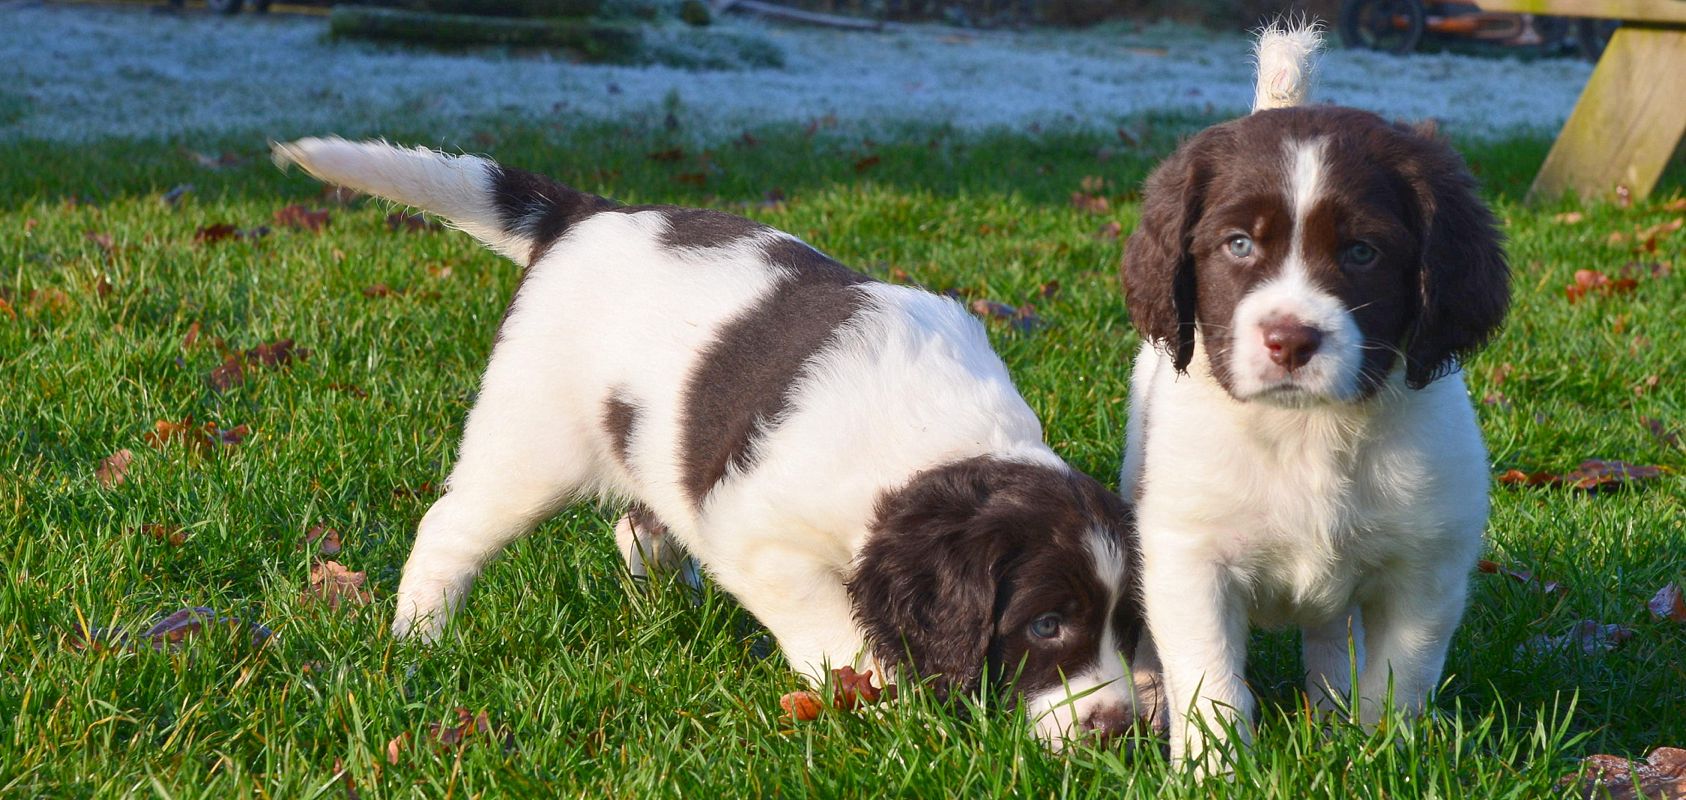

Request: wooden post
left=1527, top=26, right=1686, bottom=202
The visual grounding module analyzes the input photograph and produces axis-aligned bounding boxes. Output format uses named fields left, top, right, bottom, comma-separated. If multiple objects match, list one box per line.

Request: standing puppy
left=1119, top=24, right=1509, bottom=767
left=273, top=137, right=1149, bottom=746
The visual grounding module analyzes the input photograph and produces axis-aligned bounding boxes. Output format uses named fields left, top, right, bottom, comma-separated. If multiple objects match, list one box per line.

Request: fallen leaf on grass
left=301, top=525, right=342, bottom=557
left=301, top=561, right=372, bottom=610
left=1476, top=559, right=1566, bottom=596
left=332, top=758, right=361, bottom=800
left=1664, top=198, right=1686, bottom=213
left=674, top=172, right=708, bottom=187
left=1649, top=584, right=1686, bottom=623
left=969, top=298, right=1044, bottom=333
left=138, top=523, right=187, bottom=547
left=1037, top=280, right=1061, bottom=300
left=329, top=383, right=369, bottom=399
left=780, top=690, right=825, bottom=721
left=69, top=606, right=272, bottom=653
left=646, top=147, right=686, bottom=162
left=1553, top=211, right=1584, bottom=224
left=194, top=223, right=268, bottom=244
left=1070, top=191, right=1110, bottom=215
left=853, top=154, right=881, bottom=173
left=362, top=283, right=400, bottom=299
left=209, top=338, right=311, bottom=390
left=1565, top=269, right=1639, bottom=303
left=181, top=321, right=201, bottom=349
left=85, top=231, right=115, bottom=252
left=1562, top=746, right=1686, bottom=800
left=274, top=205, right=330, bottom=232
left=385, top=212, right=440, bottom=233
left=1094, top=220, right=1123, bottom=240
left=1526, top=620, right=1634, bottom=655
left=143, top=417, right=249, bottom=454
left=95, top=449, right=133, bottom=488
left=1498, top=460, right=1665, bottom=492
left=779, top=666, right=896, bottom=721
left=427, top=708, right=514, bottom=753
left=1643, top=418, right=1680, bottom=448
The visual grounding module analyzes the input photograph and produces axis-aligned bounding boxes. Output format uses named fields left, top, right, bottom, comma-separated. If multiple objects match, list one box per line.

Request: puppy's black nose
left=1263, top=320, right=1322, bottom=371
left=1080, top=707, right=1134, bottom=747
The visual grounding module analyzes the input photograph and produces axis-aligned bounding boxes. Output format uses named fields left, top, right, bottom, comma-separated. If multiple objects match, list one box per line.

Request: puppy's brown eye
left=1342, top=242, right=1378, bottom=268
left=1028, top=613, right=1062, bottom=639
left=1226, top=235, right=1255, bottom=259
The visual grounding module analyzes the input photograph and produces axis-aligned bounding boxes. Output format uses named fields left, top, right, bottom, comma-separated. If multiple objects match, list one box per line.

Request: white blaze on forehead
left=1086, top=531, right=1124, bottom=600
left=1024, top=530, right=1133, bottom=748
left=1287, top=137, right=1329, bottom=277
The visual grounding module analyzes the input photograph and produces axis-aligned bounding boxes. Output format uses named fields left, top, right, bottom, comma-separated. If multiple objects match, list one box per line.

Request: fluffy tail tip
left=1253, top=17, right=1324, bottom=112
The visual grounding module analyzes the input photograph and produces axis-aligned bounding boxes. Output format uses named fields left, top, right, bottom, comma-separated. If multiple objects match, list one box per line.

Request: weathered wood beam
left=1473, top=0, right=1686, bottom=23
left=1527, top=26, right=1686, bottom=202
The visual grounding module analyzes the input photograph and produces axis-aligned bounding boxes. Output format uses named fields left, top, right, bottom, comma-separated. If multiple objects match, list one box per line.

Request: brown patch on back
left=677, top=237, right=872, bottom=507
left=603, top=393, right=640, bottom=466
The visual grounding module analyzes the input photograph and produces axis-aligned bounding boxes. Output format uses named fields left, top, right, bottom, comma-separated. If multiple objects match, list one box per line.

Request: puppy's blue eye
left=1028, top=613, right=1062, bottom=639
left=1226, top=235, right=1254, bottom=258
left=1342, top=242, right=1379, bottom=267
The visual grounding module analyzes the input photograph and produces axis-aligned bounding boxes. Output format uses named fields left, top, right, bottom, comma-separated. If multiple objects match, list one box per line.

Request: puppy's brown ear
left=849, top=464, right=1018, bottom=700
left=1122, top=130, right=1220, bottom=373
left=1395, top=130, right=1510, bottom=389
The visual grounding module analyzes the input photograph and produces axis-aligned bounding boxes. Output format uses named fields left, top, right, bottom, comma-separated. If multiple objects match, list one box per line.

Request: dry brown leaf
left=1476, top=559, right=1566, bottom=596
left=1649, top=584, right=1686, bottom=623
left=1094, top=220, right=1123, bottom=240
left=302, top=560, right=372, bottom=610
left=1562, top=747, right=1686, bottom=800
left=674, top=172, right=708, bottom=187
left=70, top=606, right=271, bottom=653
left=780, top=690, right=825, bottom=721
left=426, top=708, right=513, bottom=753
left=385, top=212, right=440, bottom=233
left=274, top=205, right=331, bottom=232
left=1070, top=191, right=1110, bottom=215
left=1527, top=620, right=1634, bottom=655
left=1643, top=418, right=1681, bottom=448
left=1566, top=269, right=1639, bottom=303
left=969, top=298, right=1043, bottom=333
left=853, top=154, right=881, bottom=173
left=302, top=525, right=343, bottom=557
left=85, top=231, right=115, bottom=252
left=96, top=449, right=133, bottom=488
left=646, top=147, right=686, bottom=162
left=209, top=357, right=245, bottom=390
left=385, top=732, right=410, bottom=765
left=181, top=321, right=201, bottom=350
left=138, top=523, right=187, bottom=547
left=362, top=284, right=401, bottom=299
left=1498, top=460, right=1665, bottom=492
left=1553, top=211, right=1584, bottom=224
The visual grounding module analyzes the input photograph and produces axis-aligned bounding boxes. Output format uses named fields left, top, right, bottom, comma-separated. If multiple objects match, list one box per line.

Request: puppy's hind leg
left=393, top=351, right=602, bottom=642
left=614, top=504, right=702, bottom=591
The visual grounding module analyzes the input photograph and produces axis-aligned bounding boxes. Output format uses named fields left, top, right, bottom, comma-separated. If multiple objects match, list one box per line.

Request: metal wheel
left=1339, top=0, right=1426, bottom=54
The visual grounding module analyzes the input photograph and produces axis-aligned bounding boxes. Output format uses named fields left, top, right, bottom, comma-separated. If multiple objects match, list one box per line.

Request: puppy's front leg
left=1302, top=608, right=1365, bottom=713
left=1355, top=562, right=1472, bottom=727
left=1144, top=543, right=1252, bottom=771
left=710, top=547, right=873, bottom=684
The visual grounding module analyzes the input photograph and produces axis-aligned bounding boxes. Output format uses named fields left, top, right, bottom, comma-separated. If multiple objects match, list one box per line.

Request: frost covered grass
left=3, top=3, right=1594, bottom=144
left=2, top=113, right=1683, bottom=795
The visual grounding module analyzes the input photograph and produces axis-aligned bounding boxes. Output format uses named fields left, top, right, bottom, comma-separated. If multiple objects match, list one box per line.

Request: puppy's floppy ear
left=1394, top=128, right=1510, bottom=389
left=849, top=463, right=1018, bottom=700
left=1122, top=129, right=1220, bottom=373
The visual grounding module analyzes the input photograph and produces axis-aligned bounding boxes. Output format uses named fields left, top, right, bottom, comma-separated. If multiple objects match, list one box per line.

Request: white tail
left=273, top=137, right=539, bottom=265
left=1252, top=19, right=1324, bottom=112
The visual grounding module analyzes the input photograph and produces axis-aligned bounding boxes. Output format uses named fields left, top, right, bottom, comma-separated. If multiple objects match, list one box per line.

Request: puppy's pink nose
left=1080, top=707, right=1134, bottom=748
left=1263, top=320, right=1322, bottom=371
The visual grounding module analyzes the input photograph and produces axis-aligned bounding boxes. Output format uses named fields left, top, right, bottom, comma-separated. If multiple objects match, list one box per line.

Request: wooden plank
left=1528, top=26, right=1686, bottom=202
left=1474, top=0, right=1686, bottom=23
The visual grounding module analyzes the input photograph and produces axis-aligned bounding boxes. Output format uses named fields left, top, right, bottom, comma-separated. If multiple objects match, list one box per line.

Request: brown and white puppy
left=273, top=136, right=1149, bottom=746
left=1119, top=25, right=1509, bottom=768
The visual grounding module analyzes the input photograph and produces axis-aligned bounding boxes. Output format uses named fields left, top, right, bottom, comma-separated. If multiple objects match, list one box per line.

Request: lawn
left=1, top=117, right=1682, bottom=798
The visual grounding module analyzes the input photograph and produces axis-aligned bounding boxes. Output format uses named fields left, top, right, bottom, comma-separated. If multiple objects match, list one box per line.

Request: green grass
left=1, top=117, right=1682, bottom=798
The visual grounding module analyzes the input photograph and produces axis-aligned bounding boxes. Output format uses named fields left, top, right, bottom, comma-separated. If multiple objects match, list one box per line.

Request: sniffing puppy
left=1119, top=23, right=1509, bottom=766
left=273, top=137, right=1148, bottom=746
